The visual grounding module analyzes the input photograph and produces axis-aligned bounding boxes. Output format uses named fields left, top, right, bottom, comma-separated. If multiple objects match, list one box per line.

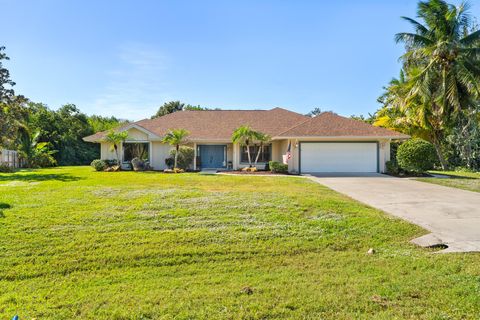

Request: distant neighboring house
left=0, top=149, right=21, bottom=168
left=83, top=107, right=408, bottom=174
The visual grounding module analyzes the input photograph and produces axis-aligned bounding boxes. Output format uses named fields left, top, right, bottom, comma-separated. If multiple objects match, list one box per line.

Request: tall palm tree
left=105, top=130, right=129, bottom=166
left=231, top=125, right=257, bottom=167
left=385, top=0, right=480, bottom=169
left=162, top=129, right=190, bottom=169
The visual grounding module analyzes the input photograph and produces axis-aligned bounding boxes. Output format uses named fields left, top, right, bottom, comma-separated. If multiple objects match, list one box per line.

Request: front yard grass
left=416, top=170, right=480, bottom=193
left=0, top=166, right=479, bottom=319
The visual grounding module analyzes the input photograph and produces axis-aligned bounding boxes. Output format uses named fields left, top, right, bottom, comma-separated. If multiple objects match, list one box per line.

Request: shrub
left=31, top=152, right=57, bottom=168
left=397, top=139, right=437, bottom=173
left=169, top=146, right=194, bottom=170
left=165, top=157, right=175, bottom=169
left=269, top=161, right=288, bottom=173
left=385, top=160, right=400, bottom=175
left=91, top=159, right=107, bottom=171
left=0, top=164, right=14, bottom=173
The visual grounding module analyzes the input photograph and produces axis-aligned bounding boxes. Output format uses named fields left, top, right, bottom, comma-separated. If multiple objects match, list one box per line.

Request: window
left=241, top=144, right=271, bottom=163
left=123, top=142, right=149, bottom=162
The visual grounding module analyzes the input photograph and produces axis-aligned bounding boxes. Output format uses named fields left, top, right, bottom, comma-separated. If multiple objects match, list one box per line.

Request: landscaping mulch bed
left=218, top=170, right=292, bottom=176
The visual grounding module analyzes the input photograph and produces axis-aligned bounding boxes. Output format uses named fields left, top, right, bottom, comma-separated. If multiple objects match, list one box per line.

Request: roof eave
left=272, top=135, right=410, bottom=140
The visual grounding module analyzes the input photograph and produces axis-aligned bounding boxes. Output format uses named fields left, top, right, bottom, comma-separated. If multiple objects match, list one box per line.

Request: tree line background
left=0, top=48, right=128, bottom=167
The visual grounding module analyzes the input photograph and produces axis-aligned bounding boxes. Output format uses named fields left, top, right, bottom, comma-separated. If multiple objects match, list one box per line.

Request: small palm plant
left=17, top=127, right=57, bottom=168
left=162, top=129, right=190, bottom=170
left=253, top=132, right=270, bottom=166
left=231, top=125, right=257, bottom=167
left=105, top=130, right=129, bottom=166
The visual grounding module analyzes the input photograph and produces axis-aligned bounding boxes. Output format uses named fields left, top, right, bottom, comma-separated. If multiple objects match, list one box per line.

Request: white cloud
left=91, top=43, right=173, bottom=120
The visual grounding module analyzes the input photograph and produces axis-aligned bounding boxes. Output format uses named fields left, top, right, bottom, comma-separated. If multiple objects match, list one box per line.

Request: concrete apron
left=306, top=174, right=480, bottom=253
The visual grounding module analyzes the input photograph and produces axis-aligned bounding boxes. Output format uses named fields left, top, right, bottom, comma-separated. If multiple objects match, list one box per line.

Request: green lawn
left=0, top=167, right=479, bottom=319
left=416, top=170, right=480, bottom=193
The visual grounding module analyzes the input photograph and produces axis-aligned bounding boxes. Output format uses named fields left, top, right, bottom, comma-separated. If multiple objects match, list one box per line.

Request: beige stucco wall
left=378, top=139, right=390, bottom=173
left=100, top=142, right=120, bottom=161
left=126, top=128, right=149, bottom=141
left=150, top=142, right=173, bottom=170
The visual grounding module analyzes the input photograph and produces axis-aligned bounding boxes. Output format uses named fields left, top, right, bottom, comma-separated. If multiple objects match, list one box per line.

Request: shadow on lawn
left=0, top=173, right=83, bottom=182
left=0, top=203, right=11, bottom=218
left=439, top=174, right=478, bottom=180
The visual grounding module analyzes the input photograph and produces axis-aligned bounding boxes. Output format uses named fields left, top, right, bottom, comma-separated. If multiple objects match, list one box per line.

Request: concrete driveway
left=307, top=174, right=480, bottom=253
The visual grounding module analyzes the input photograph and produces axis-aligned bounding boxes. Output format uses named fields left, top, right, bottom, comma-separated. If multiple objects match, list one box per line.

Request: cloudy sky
left=3, top=0, right=479, bottom=120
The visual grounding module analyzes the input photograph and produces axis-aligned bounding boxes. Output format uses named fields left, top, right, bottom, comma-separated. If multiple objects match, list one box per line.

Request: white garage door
left=300, top=142, right=378, bottom=173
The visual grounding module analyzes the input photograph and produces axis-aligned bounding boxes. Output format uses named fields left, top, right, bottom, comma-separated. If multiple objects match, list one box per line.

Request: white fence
left=0, top=149, right=21, bottom=168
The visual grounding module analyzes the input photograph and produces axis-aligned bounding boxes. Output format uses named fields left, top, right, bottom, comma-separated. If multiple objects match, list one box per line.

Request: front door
left=199, top=145, right=226, bottom=169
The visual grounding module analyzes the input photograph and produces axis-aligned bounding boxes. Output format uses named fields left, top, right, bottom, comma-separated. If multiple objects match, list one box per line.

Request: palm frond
left=394, top=32, right=434, bottom=46
left=400, top=16, right=430, bottom=35
left=460, top=29, right=480, bottom=45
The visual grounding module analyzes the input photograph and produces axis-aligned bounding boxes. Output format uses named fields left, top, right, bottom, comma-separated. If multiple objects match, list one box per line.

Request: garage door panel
left=300, top=142, right=378, bottom=173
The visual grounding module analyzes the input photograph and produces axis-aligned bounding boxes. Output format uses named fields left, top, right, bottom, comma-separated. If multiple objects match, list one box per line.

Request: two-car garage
left=299, top=142, right=379, bottom=174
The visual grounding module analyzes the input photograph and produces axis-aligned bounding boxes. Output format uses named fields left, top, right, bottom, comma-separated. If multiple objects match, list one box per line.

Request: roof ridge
left=275, top=117, right=313, bottom=136
left=181, top=109, right=268, bottom=112
left=277, top=112, right=409, bottom=138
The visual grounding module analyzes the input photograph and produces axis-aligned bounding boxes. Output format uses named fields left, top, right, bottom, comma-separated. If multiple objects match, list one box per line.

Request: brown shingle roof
left=277, top=112, right=409, bottom=138
left=84, top=107, right=310, bottom=142
left=83, top=108, right=408, bottom=142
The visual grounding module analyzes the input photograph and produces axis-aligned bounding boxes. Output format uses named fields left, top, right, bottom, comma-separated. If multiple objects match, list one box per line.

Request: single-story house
left=83, top=107, right=408, bottom=174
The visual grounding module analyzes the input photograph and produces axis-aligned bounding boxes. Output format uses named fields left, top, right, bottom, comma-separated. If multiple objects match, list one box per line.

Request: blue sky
left=2, top=0, right=479, bottom=120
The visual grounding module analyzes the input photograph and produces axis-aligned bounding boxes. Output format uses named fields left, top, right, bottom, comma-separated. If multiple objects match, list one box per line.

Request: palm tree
left=253, top=132, right=270, bottom=166
left=383, top=0, right=480, bottom=169
left=162, top=129, right=190, bottom=169
left=105, top=130, right=129, bottom=166
left=231, top=125, right=257, bottom=167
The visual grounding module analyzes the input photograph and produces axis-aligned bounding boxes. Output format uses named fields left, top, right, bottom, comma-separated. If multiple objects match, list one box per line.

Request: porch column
left=193, top=142, right=197, bottom=170
left=232, top=143, right=237, bottom=170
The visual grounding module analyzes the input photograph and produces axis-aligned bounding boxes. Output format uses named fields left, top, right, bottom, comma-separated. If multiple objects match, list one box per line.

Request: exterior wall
left=150, top=142, right=173, bottom=170
left=100, top=142, right=119, bottom=161
left=378, top=139, right=391, bottom=173
left=290, top=139, right=300, bottom=173
left=126, top=128, right=148, bottom=141
left=275, top=140, right=289, bottom=162
left=227, top=143, right=233, bottom=166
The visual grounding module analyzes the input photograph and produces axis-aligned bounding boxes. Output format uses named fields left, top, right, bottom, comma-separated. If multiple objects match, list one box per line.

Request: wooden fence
left=0, top=149, right=22, bottom=168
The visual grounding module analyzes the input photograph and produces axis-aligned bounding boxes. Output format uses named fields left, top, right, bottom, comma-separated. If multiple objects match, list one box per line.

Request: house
left=83, top=107, right=408, bottom=174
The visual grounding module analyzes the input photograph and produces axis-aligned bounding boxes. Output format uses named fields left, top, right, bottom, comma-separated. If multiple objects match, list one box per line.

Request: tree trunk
left=432, top=134, right=448, bottom=170
left=114, top=144, right=121, bottom=166
left=246, top=143, right=252, bottom=166
left=174, top=144, right=179, bottom=169
left=254, top=143, right=262, bottom=166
